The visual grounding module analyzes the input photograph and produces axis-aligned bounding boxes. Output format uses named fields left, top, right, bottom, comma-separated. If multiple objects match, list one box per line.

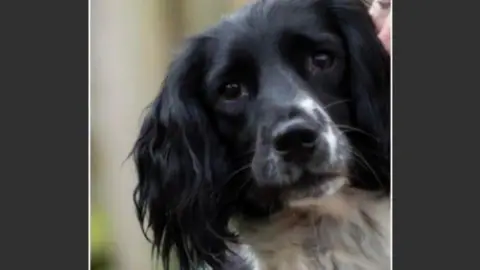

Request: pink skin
left=369, top=0, right=391, bottom=54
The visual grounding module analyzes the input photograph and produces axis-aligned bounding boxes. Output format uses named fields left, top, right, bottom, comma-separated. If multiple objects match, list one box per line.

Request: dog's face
left=203, top=2, right=356, bottom=212
left=208, top=1, right=352, bottom=196
left=132, top=0, right=390, bottom=269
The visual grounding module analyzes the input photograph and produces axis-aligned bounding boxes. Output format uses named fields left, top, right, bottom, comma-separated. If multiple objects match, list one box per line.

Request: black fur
left=131, top=0, right=390, bottom=269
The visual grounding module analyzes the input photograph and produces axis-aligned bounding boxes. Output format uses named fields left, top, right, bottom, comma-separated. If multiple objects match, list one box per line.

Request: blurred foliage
left=91, top=206, right=112, bottom=270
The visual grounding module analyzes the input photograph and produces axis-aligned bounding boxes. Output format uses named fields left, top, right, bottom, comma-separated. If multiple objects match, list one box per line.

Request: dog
left=131, top=0, right=390, bottom=269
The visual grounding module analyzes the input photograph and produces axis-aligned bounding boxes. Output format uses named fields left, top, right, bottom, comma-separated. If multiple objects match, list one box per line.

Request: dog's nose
left=273, top=120, right=318, bottom=162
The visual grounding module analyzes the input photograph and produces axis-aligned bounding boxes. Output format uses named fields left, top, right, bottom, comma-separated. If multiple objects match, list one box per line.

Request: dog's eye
left=309, top=51, right=335, bottom=72
left=219, top=83, right=248, bottom=101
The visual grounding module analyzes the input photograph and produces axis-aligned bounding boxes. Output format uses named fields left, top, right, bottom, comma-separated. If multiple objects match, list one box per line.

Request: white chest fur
left=234, top=189, right=391, bottom=270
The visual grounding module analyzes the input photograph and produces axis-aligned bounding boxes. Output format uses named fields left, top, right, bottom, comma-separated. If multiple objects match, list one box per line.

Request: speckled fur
left=233, top=188, right=390, bottom=270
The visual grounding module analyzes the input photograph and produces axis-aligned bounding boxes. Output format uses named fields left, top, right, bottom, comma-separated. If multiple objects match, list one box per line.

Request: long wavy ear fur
left=327, top=0, right=391, bottom=194
left=131, top=38, right=236, bottom=270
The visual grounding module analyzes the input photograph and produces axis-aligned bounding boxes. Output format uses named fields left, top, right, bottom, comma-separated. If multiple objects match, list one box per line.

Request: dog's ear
left=131, top=37, right=235, bottom=270
left=327, top=0, right=390, bottom=193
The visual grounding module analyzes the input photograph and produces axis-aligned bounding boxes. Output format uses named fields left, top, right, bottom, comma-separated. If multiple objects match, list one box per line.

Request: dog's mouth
left=282, top=172, right=348, bottom=201
left=239, top=171, right=349, bottom=219
left=251, top=171, right=348, bottom=200
left=288, top=171, right=345, bottom=190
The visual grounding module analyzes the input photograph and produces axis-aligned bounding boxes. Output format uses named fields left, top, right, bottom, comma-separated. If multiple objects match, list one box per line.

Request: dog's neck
left=232, top=188, right=391, bottom=270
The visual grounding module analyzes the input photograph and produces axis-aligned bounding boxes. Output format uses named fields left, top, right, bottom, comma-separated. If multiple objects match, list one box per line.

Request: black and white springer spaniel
left=131, top=0, right=390, bottom=269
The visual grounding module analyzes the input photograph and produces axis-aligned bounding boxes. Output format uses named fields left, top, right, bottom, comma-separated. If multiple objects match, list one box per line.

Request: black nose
left=273, top=121, right=318, bottom=162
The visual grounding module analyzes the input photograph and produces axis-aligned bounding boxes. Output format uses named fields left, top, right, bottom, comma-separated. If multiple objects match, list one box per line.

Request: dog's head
left=132, top=0, right=390, bottom=269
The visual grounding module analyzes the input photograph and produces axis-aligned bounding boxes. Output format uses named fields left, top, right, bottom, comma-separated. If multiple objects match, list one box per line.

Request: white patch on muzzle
left=296, top=96, right=340, bottom=164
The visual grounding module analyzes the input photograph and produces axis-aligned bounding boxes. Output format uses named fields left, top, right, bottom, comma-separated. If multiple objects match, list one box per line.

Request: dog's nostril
left=288, top=109, right=300, bottom=119
left=273, top=125, right=318, bottom=155
left=298, top=129, right=318, bottom=145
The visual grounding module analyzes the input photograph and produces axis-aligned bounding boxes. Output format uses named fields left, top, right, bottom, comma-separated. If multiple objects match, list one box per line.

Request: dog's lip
left=288, top=171, right=345, bottom=189
left=282, top=173, right=348, bottom=202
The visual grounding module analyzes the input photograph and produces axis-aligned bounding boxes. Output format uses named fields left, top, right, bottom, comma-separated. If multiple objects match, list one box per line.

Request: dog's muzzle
left=251, top=94, right=348, bottom=189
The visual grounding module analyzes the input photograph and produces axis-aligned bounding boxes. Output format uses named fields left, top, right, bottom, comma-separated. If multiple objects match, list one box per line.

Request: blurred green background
left=91, top=1, right=249, bottom=269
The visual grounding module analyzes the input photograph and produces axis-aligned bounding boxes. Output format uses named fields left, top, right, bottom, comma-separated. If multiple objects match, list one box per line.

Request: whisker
left=324, top=99, right=351, bottom=110
left=235, top=176, right=253, bottom=197
left=218, top=163, right=252, bottom=190
left=227, top=163, right=252, bottom=182
left=337, top=124, right=378, bottom=140
left=348, top=146, right=384, bottom=189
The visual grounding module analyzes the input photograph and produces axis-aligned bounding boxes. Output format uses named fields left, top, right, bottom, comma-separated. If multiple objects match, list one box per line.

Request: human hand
left=369, top=0, right=391, bottom=54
